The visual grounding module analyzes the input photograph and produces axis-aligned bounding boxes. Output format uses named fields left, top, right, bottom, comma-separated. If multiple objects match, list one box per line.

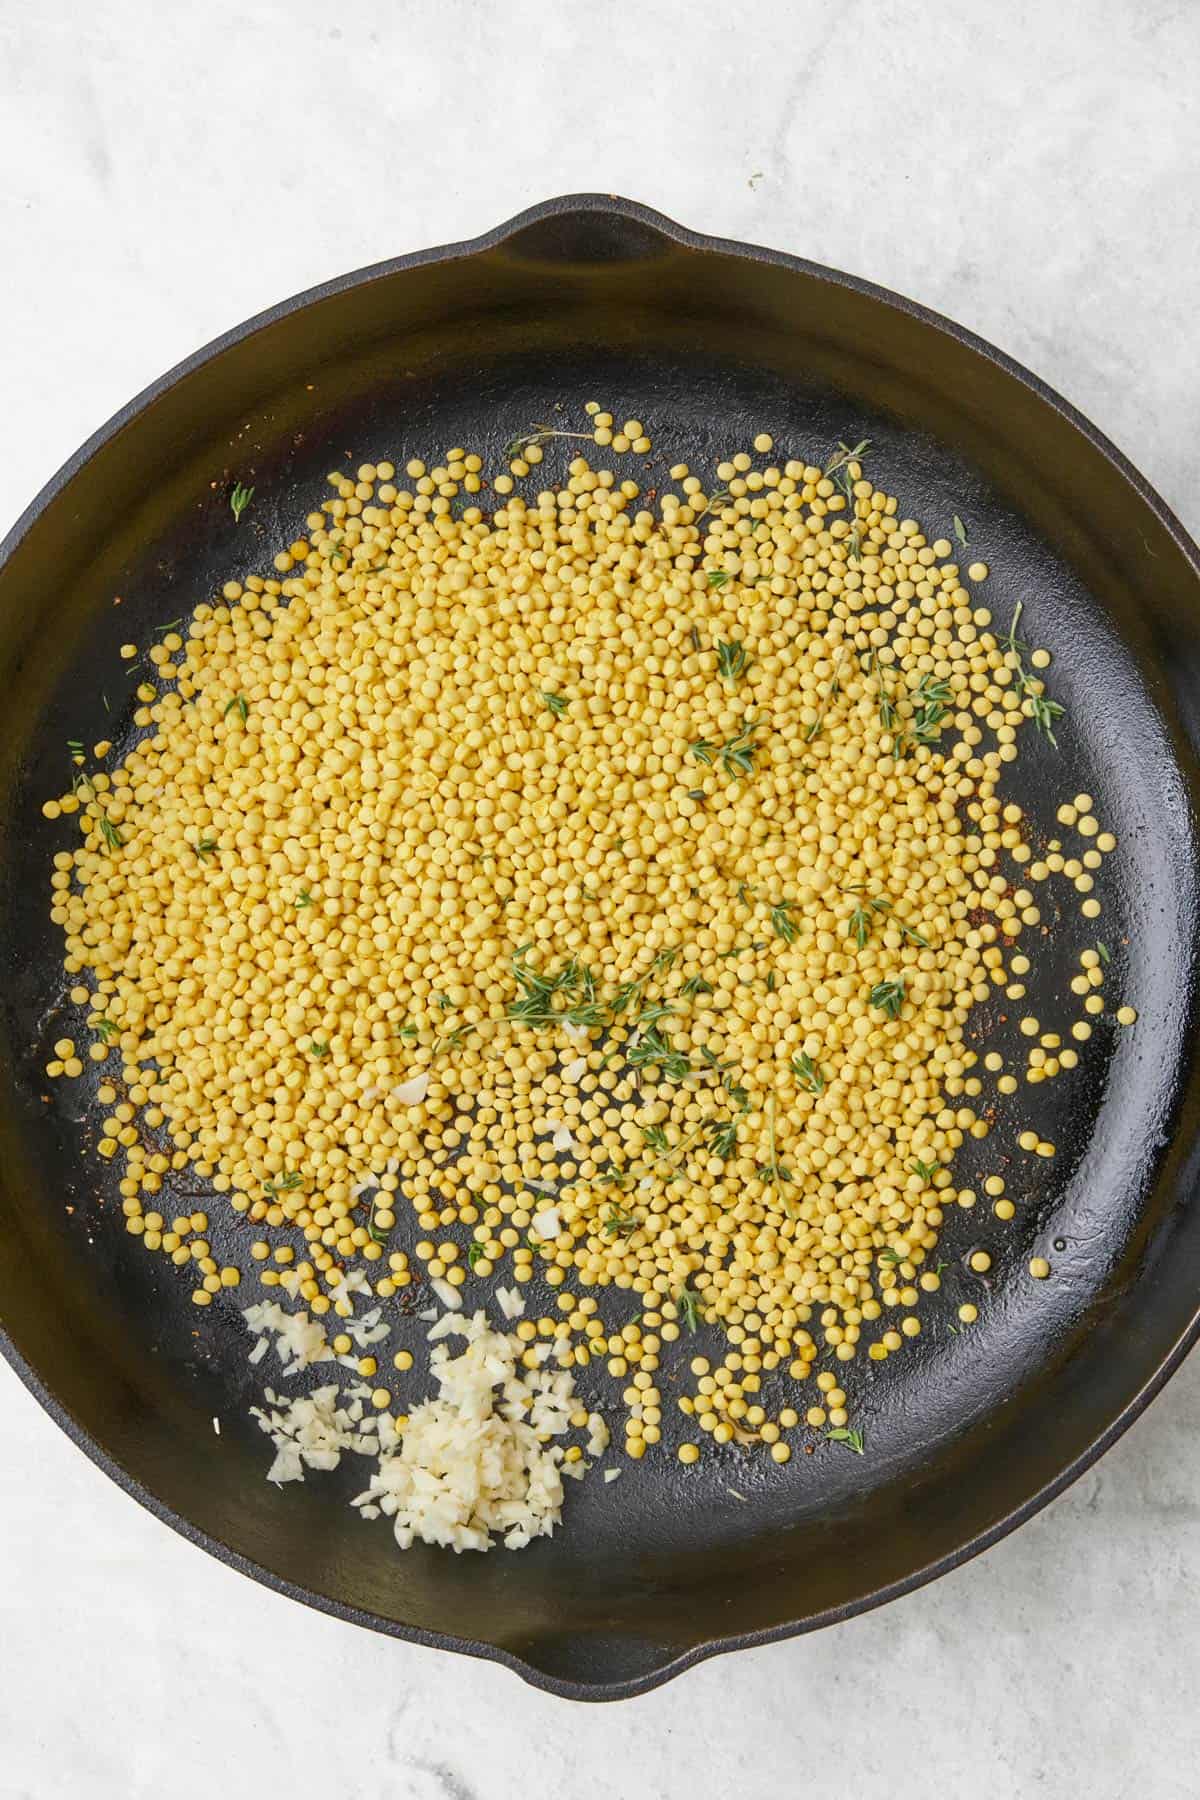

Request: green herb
left=1005, top=601, right=1065, bottom=746
left=680, top=974, right=715, bottom=998
left=434, top=993, right=453, bottom=1011
left=503, top=424, right=594, bottom=459
left=92, top=1017, right=119, bottom=1042
left=756, top=1093, right=793, bottom=1198
left=263, top=1171, right=302, bottom=1200
left=909, top=1158, right=940, bottom=1182
left=953, top=515, right=969, bottom=551
left=397, top=1022, right=419, bottom=1042
left=195, top=836, right=219, bottom=859
left=508, top=947, right=602, bottom=1030
left=848, top=895, right=890, bottom=950
left=467, top=1242, right=486, bottom=1270
left=791, top=1051, right=825, bottom=1095
left=1096, top=941, right=1111, bottom=965
left=803, top=650, right=846, bottom=742
left=653, top=947, right=680, bottom=974
left=825, top=1427, right=864, bottom=1454
left=823, top=439, right=870, bottom=478
left=766, top=970, right=777, bottom=993
left=909, top=673, right=954, bottom=747
left=879, top=1247, right=905, bottom=1267
left=705, top=1117, right=739, bottom=1158
left=868, top=978, right=906, bottom=1019
left=716, top=940, right=766, bottom=961
left=309, top=1040, right=330, bottom=1060
left=540, top=690, right=568, bottom=718
left=707, top=570, right=731, bottom=590
left=694, top=488, right=732, bottom=522
left=630, top=999, right=678, bottom=1035
left=67, top=739, right=84, bottom=755
left=715, top=639, right=751, bottom=684
left=688, top=625, right=703, bottom=652
left=230, top=482, right=254, bottom=523
left=294, top=889, right=315, bottom=908
left=641, top=1125, right=669, bottom=1153
left=602, top=1204, right=637, bottom=1238
left=867, top=651, right=897, bottom=734
left=1026, top=689, right=1066, bottom=743
left=691, top=720, right=765, bottom=779
left=224, top=694, right=248, bottom=724
left=626, top=1025, right=692, bottom=1081
left=677, top=1284, right=701, bottom=1332
left=98, top=815, right=124, bottom=850
left=367, top=1193, right=389, bottom=1246
left=769, top=900, right=799, bottom=945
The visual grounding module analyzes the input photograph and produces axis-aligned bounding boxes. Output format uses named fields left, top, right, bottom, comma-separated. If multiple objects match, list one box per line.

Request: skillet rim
left=2, top=191, right=1199, bottom=1702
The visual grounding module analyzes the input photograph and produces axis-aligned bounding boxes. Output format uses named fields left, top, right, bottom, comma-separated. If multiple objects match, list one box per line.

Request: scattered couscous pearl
left=770, top=1442, right=791, bottom=1464
left=119, top=643, right=137, bottom=659
left=969, top=1251, right=992, bottom=1274
left=753, top=433, right=774, bottom=453
left=677, top=1442, right=700, bottom=1465
left=957, top=1303, right=978, bottom=1324
left=1029, top=1257, right=1051, bottom=1279
left=967, top=561, right=989, bottom=582
left=1116, top=1005, right=1137, bottom=1026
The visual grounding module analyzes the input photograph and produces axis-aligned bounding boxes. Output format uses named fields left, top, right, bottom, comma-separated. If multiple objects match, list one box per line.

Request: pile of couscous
left=40, top=410, right=1135, bottom=1539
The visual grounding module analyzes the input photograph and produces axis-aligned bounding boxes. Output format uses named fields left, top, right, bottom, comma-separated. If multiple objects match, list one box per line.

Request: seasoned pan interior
left=1, top=200, right=1198, bottom=1698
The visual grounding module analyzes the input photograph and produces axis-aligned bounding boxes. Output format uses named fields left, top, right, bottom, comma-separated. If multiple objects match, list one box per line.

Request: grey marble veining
left=2, top=1, right=1199, bottom=1794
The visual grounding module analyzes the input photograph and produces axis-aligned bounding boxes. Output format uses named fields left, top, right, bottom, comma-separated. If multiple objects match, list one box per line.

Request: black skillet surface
left=1, top=195, right=1199, bottom=1701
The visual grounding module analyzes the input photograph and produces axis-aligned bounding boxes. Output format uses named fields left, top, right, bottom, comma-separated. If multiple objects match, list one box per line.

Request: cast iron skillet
left=2, top=195, right=1199, bottom=1702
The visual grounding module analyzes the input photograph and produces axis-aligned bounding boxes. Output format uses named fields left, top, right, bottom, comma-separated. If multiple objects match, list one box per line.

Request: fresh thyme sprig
left=715, top=639, right=751, bottom=683
left=626, top=1025, right=692, bottom=1081
left=707, top=570, right=731, bottom=590
left=263, top=1171, right=302, bottom=1201
left=676, top=1284, right=701, bottom=1332
left=868, top=978, right=906, bottom=1019
left=1005, top=602, right=1065, bottom=746
left=824, top=439, right=870, bottom=478
left=540, top=691, right=569, bottom=718
left=791, top=1051, right=825, bottom=1095
left=504, top=425, right=595, bottom=459
left=848, top=895, right=890, bottom=949
left=953, top=514, right=969, bottom=551
left=756, top=1092, right=794, bottom=1207
left=688, top=715, right=766, bottom=779
left=230, top=482, right=254, bottom=523
left=98, top=815, right=124, bottom=850
left=908, top=673, right=954, bottom=748
left=769, top=900, right=799, bottom=944
left=224, top=694, right=248, bottom=724
left=705, top=1116, right=739, bottom=1158
left=680, top=974, right=715, bottom=998
left=804, top=649, right=847, bottom=743
left=826, top=1427, right=865, bottom=1454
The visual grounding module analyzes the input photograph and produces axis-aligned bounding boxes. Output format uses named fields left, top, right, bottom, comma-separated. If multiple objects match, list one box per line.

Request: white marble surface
left=2, top=1, right=1200, bottom=1793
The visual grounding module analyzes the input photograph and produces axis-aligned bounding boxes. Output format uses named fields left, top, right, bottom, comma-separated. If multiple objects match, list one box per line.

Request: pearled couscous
left=40, top=415, right=1135, bottom=1500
